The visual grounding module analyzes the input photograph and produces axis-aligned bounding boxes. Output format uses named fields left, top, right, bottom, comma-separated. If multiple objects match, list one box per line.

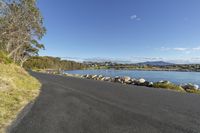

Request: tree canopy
left=24, top=56, right=88, bottom=70
left=0, top=0, right=46, bottom=67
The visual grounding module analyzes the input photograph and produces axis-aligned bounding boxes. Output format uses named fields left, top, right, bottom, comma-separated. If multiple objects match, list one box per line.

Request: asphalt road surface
left=10, top=72, right=200, bottom=133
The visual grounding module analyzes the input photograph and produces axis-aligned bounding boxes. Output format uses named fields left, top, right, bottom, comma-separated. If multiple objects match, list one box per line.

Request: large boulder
left=138, top=78, right=146, bottom=84
left=101, top=77, right=105, bottom=81
left=159, top=80, right=171, bottom=84
left=148, top=82, right=154, bottom=87
left=182, top=83, right=199, bottom=91
left=92, top=75, right=98, bottom=79
left=123, top=76, right=132, bottom=84
left=104, top=77, right=111, bottom=82
left=113, top=76, right=120, bottom=82
left=81, top=75, right=87, bottom=78
left=86, top=74, right=92, bottom=79
left=97, top=75, right=104, bottom=80
left=111, top=76, right=119, bottom=82
left=98, top=75, right=103, bottom=78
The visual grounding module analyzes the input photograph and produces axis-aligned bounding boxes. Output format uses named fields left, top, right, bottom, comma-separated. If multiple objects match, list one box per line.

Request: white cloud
left=130, top=14, right=141, bottom=21
left=160, top=46, right=200, bottom=53
left=173, top=48, right=188, bottom=51
left=192, top=47, right=200, bottom=51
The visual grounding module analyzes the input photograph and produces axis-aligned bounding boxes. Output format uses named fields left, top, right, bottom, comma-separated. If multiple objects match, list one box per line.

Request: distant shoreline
left=84, top=68, right=200, bottom=73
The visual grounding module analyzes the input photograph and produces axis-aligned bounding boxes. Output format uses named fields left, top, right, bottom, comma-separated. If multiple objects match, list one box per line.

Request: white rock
left=138, top=78, right=145, bottom=84
left=104, top=77, right=111, bottom=81
left=182, top=83, right=199, bottom=90
left=124, top=76, right=131, bottom=82
left=149, top=82, right=154, bottom=86
left=194, top=84, right=199, bottom=90
left=86, top=74, right=92, bottom=79
left=159, top=80, right=170, bottom=84
left=92, top=75, right=98, bottom=79
left=101, top=77, right=105, bottom=81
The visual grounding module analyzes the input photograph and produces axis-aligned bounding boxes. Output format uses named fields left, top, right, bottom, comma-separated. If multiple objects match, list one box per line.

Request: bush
left=153, top=82, right=185, bottom=92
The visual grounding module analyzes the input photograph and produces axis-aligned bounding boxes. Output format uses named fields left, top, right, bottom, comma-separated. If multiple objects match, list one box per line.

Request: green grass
left=152, top=82, right=185, bottom=92
left=0, top=63, right=41, bottom=132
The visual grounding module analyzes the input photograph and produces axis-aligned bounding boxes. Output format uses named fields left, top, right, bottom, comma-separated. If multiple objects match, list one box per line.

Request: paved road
left=10, top=72, right=200, bottom=133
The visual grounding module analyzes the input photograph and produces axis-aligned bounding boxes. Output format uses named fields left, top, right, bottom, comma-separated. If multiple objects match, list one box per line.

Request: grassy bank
left=0, top=62, right=41, bottom=132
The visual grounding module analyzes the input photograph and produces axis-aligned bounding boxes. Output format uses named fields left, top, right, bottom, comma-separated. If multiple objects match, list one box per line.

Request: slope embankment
left=0, top=59, right=41, bottom=132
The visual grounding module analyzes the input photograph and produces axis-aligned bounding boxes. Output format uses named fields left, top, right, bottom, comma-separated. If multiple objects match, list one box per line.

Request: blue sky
left=37, top=0, right=200, bottom=64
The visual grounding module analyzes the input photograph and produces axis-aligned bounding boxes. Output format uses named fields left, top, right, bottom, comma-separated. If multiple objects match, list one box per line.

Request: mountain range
left=136, top=61, right=174, bottom=66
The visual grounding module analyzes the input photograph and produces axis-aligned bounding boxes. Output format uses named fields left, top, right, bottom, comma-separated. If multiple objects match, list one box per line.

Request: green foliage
left=24, top=56, right=88, bottom=70
left=153, top=82, right=185, bottom=92
left=0, top=0, right=46, bottom=66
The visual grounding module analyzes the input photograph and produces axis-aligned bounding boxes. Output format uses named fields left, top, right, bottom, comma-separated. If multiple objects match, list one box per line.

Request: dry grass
left=0, top=63, right=41, bottom=132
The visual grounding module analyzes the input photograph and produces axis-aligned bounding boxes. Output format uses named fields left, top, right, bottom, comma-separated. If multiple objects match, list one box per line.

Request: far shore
left=85, top=68, right=200, bottom=73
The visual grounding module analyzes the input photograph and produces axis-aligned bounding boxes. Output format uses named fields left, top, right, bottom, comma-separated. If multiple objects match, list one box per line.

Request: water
left=65, top=69, right=200, bottom=85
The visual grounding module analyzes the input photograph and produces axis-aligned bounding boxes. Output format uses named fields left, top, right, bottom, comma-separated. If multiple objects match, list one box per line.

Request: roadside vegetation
left=0, top=0, right=45, bottom=132
left=152, top=82, right=185, bottom=92
left=0, top=52, right=41, bottom=132
left=24, top=56, right=88, bottom=71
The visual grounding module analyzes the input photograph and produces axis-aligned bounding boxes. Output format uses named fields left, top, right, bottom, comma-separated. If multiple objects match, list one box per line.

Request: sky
left=37, top=0, right=200, bottom=64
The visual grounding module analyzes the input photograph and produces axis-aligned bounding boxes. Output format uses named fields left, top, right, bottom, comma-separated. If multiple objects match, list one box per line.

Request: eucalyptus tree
left=0, top=0, right=46, bottom=67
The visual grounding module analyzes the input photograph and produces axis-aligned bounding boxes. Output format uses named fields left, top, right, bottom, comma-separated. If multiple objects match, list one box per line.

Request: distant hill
left=137, top=61, right=174, bottom=66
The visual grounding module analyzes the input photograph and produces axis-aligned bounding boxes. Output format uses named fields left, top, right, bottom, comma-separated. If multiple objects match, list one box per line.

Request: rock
left=96, top=75, right=103, bottom=80
left=159, top=80, right=170, bottom=84
left=92, top=75, right=98, bottom=79
left=81, top=75, right=87, bottom=78
left=104, top=77, right=111, bottom=81
left=74, top=74, right=81, bottom=77
left=111, top=77, right=119, bottom=82
left=182, top=83, right=199, bottom=91
left=194, top=84, right=199, bottom=90
left=98, top=75, right=103, bottom=78
left=123, top=76, right=132, bottom=84
left=137, top=81, right=149, bottom=86
left=124, top=76, right=131, bottom=82
left=131, top=78, right=136, bottom=82
left=86, top=74, right=92, bottom=79
left=138, top=78, right=145, bottom=84
left=148, top=82, right=154, bottom=87
left=118, top=78, right=123, bottom=83
left=124, top=80, right=132, bottom=84
left=113, top=76, right=120, bottom=82
left=101, top=77, right=105, bottom=81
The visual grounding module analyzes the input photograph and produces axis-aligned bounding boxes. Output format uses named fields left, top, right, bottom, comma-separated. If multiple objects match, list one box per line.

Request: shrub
left=153, top=82, right=185, bottom=92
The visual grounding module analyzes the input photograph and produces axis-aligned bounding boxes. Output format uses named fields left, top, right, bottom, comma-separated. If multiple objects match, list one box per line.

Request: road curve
left=10, top=72, right=200, bottom=133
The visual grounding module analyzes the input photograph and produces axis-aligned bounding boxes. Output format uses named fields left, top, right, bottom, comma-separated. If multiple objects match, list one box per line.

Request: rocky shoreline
left=63, top=73, right=200, bottom=94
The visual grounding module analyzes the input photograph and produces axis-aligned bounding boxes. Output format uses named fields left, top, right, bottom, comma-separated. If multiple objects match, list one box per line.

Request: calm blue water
left=65, top=69, right=200, bottom=85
